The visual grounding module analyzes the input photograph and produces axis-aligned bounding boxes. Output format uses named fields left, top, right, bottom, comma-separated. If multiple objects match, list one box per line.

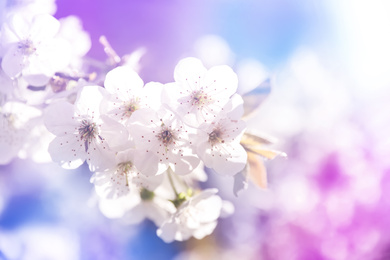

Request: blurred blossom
left=193, top=35, right=234, bottom=68
left=276, top=175, right=319, bottom=217
left=201, top=33, right=390, bottom=257
left=240, top=44, right=390, bottom=259
left=235, top=59, right=269, bottom=95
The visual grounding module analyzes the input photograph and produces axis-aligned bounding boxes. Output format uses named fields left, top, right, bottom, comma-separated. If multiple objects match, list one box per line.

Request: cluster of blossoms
left=0, top=0, right=283, bottom=242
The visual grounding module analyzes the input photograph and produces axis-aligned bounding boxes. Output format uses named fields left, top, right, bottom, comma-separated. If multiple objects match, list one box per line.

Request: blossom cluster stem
left=167, top=167, right=179, bottom=197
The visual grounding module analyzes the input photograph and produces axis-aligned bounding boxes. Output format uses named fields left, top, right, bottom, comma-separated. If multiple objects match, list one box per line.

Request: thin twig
left=99, top=35, right=121, bottom=65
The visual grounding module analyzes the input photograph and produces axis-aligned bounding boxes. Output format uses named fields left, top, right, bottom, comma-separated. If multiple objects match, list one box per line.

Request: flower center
left=209, top=128, right=224, bottom=146
left=1, top=112, right=14, bottom=127
left=118, top=161, right=133, bottom=174
left=78, top=119, right=97, bottom=141
left=157, top=126, right=175, bottom=146
left=18, top=39, right=36, bottom=55
left=117, top=161, right=133, bottom=186
left=123, top=98, right=140, bottom=117
left=78, top=119, right=98, bottom=151
left=191, top=90, right=209, bottom=107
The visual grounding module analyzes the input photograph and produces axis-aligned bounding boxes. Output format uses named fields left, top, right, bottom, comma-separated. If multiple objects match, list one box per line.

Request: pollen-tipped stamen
left=117, top=161, right=133, bottom=186
left=18, top=39, right=36, bottom=55
left=191, top=90, right=210, bottom=107
left=208, top=128, right=224, bottom=146
left=157, top=126, right=176, bottom=147
left=78, top=119, right=98, bottom=152
left=123, top=98, right=140, bottom=117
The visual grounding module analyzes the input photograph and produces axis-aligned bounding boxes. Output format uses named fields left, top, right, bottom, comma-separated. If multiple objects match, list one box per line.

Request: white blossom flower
left=18, top=117, right=55, bottom=163
left=0, top=69, right=15, bottom=101
left=195, top=117, right=247, bottom=176
left=0, top=101, right=41, bottom=164
left=163, top=57, right=238, bottom=127
left=91, top=149, right=164, bottom=199
left=5, top=0, right=57, bottom=21
left=13, top=77, right=52, bottom=105
left=157, top=188, right=222, bottom=243
left=180, top=161, right=208, bottom=186
left=129, top=107, right=200, bottom=176
left=44, top=85, right=129, bottom=171
left=98, top=174, right=176, bottom=227
left=57, top=15, right=91, bottom=69
left=193, top=98, right=247, bottom=176
left=0, top=0, right=282, bottom=245
left=101, top=66, right=162, bottom=127
left=0, top=14, right=71, bottom=86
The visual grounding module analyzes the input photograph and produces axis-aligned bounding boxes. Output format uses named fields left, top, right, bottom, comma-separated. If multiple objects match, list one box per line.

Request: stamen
left=18, top=39, right=36, bottom=55
left=191, top=90, right=210, bottom=107
left=157, top=126, right=176, bottom=146
left=209, top=128, right=224, bottom=146
left=78, top=119, right=97, bottom=152
left=118, top=161, right=133, bottom=174
left=122, top=98, right=140, bottom=117
left=117, top=161, right=133, bottom=186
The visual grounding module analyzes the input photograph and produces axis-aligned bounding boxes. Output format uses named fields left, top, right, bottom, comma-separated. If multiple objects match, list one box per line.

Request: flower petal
left=86, top=141, right=116, bottom=172
left=100, top=115, right=131, bottom=150
left=192, top=221, right=217, bottom=240
left=48, top=135, right=85, bottom=169
left=204, top=64, right=238, bottom=98
left=173, top=57, right=207, bottom=84
left=1, top=44, right=25, bottom=78
left=157, top=219, right=181, bottom=243
left=4, top=15, right=29, bottom=43
left=212, top=143, right=247, bottom=176
left=29, top=14, right=60, bottom=41
left=44, top=101, right=77, bottom=136
left=170, top=152, right=200, bottom=175
left=75, top=85, right=106, bottom=116
left=134, top=151, right=166, bottom=176
left=104, top=66, right=144, bottom=96
left=92, top=170, right=131, bottom=199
